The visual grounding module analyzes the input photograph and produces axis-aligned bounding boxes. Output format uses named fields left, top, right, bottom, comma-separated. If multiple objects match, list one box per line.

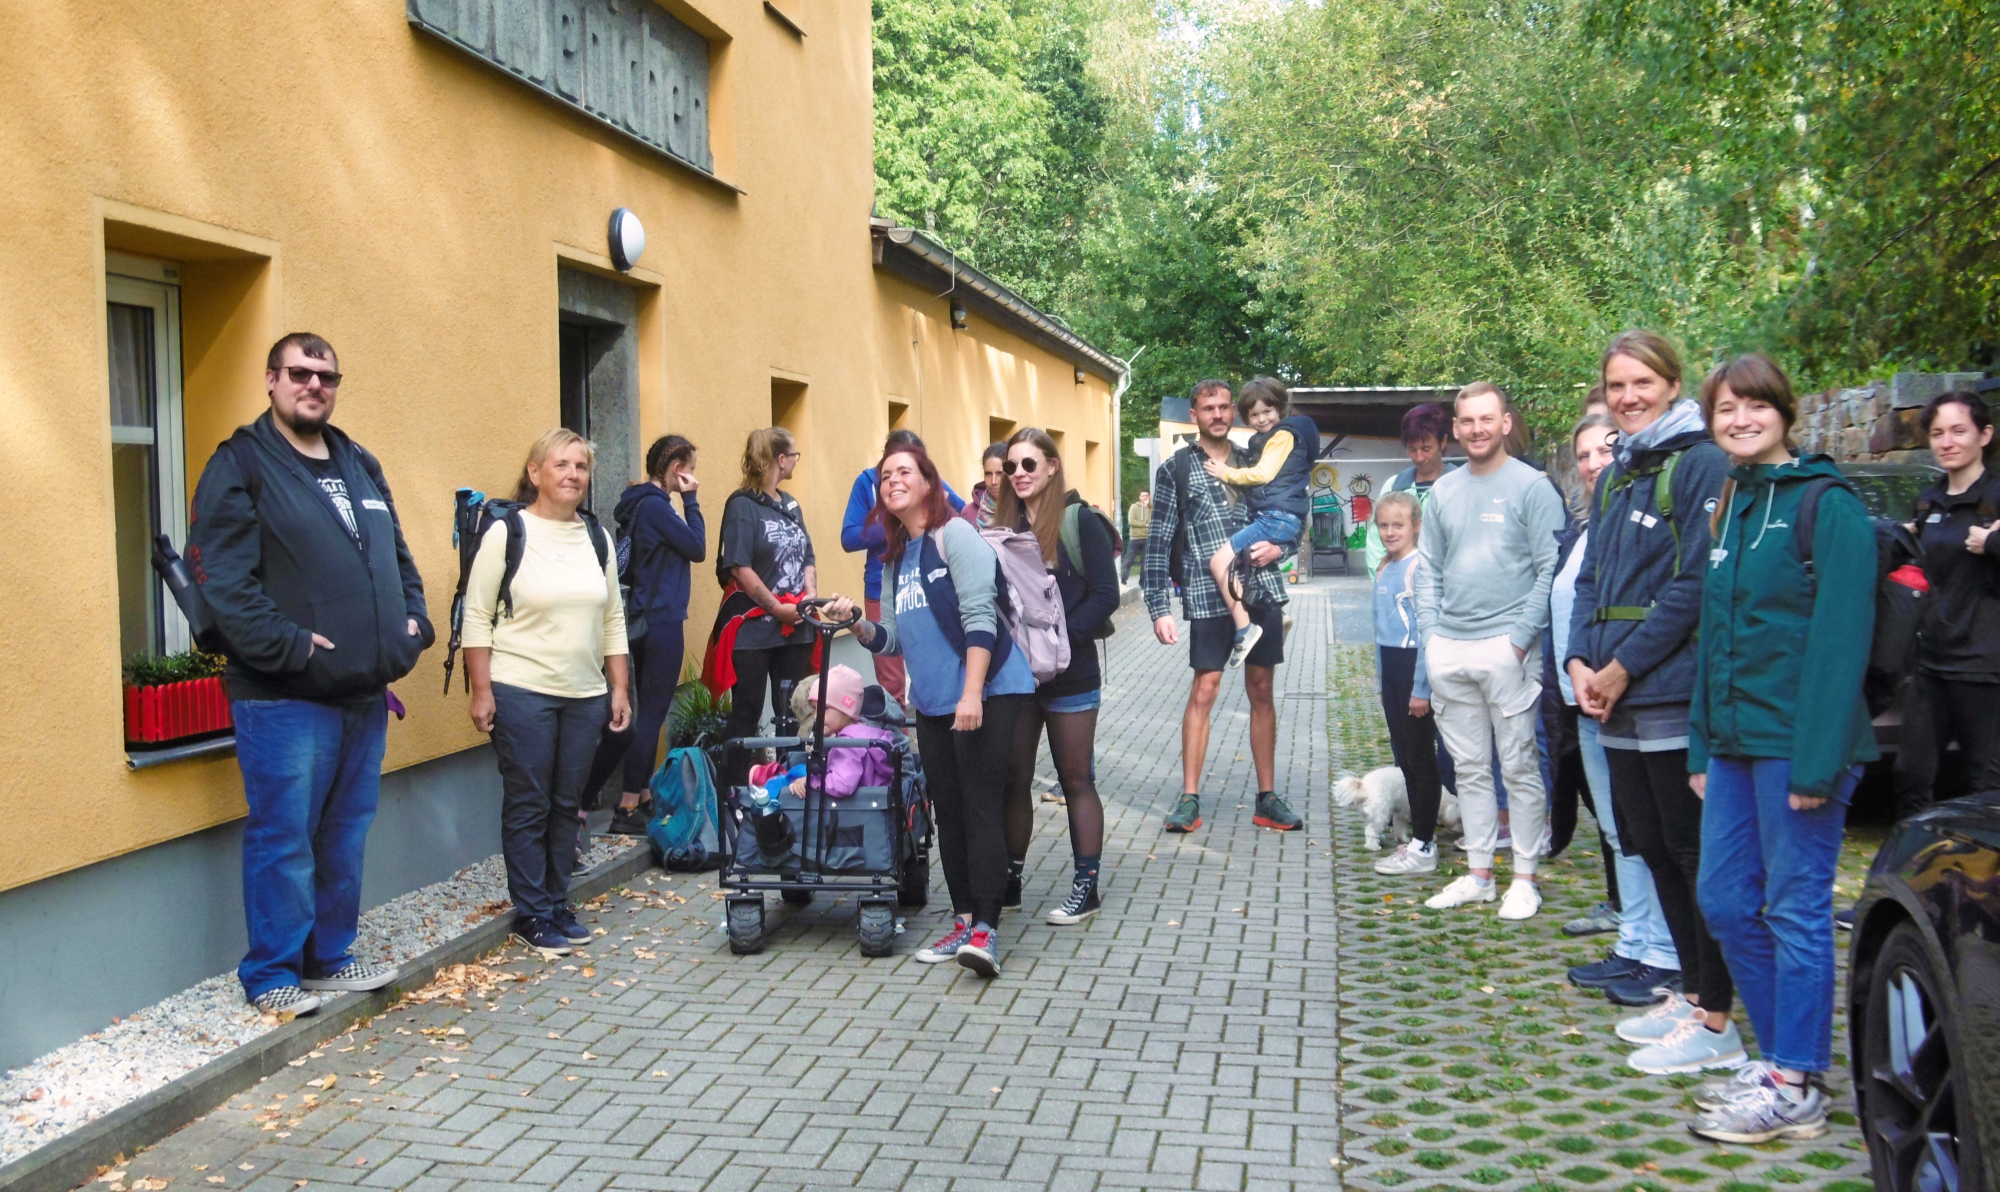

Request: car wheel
left=1862, top=920, right=1980, bottom=1192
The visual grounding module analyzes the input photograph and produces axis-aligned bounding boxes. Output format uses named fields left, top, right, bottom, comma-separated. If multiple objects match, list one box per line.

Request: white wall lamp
left=608, top=208, right=647, bottom=272
left=1074, top=367, right=1087, bottom=384
left=949, top=300, right=968, bottom=330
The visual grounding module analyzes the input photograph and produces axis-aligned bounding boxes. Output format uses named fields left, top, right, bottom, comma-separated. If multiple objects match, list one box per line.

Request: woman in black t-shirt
left=712, top=427, right=816, bottom=779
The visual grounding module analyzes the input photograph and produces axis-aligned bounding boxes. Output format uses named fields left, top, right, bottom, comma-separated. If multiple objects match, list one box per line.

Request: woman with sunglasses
left=993, top=429, right=1120, bottom=924
left=711, top=427, right=815, bottom=782
left=826, top=443, right=1037, bottom=976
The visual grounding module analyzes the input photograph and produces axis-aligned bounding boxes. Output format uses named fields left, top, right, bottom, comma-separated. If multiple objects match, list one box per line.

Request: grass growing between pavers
left=1325, top=643, right=1879, bottom=1192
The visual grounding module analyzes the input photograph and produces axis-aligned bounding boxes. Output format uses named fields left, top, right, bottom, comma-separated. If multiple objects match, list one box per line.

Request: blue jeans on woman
left=1697, top=756, right=1858, bottom=1073
left=234, top=697, right=389, bottom=1000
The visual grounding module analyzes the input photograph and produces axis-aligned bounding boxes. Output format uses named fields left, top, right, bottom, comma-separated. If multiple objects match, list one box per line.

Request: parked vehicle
left=1847, top=788, right=2000, bottom=1192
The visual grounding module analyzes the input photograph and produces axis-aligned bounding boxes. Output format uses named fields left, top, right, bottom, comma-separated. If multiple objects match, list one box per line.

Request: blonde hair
left=789, top=677, right=819, bottom=738
left=1601, top=329, right=1683, bottom=389
left=1375, top=488, right=1421, bottom=527
left=991, top=427, right=1069, bottom=567
left=515, top=428, right=596, bottom=503
left=740, top=426, right=795, bottom=492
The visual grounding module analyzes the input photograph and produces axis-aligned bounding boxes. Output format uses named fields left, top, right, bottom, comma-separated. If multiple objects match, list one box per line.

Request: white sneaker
left=1497, top=878, right=1542, bottom=920
left=1374, top=840, right=1438, bottom=875
left=1615, top=993, right=1702, bottom=1044
left=1425, top=874, right=1496, bottom=909
left=1628, top=1018, right=1748, bottom=1075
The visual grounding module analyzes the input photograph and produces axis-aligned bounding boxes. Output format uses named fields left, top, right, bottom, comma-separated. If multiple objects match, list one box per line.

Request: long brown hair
left=873, top=445, right=956, bottom=565
left=991, top=427, right=1070, bottom=566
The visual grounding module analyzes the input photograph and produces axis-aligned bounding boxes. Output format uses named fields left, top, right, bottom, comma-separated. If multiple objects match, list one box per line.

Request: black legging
left=1003, top=699, right=1107, bottom=868
left=718, top=641, right=815, bottom=786
left=580, top=620, right=686, bottom=808
left=919, top=694, right=1030, bottom=926
left=1378, top=647, right=1446, bottom=844
left=1607, top=747, right=1732, bottom=1012
left=1893, top=671, right=2000, bottom=820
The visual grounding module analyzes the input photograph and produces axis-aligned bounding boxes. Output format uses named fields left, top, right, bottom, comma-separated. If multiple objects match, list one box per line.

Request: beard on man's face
left=276, top=401, right=332, bottom=437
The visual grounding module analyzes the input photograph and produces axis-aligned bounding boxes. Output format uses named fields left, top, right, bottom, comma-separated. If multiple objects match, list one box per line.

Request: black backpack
left=441, top=490, right=610, bottom=693
left=151, top=436, right=267, bottom=658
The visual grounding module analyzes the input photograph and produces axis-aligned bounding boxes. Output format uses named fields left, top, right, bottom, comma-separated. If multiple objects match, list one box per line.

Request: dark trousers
left=1378, top=646, right=1446, bottom=843
left=1121, top=539, right=1147, bottom=582
left=719, top=642, right=816, bottom=785
left=1551, top=704, right=1619, bottom=905
left=1893, top=672, right=2000, bottom=820
left=491, top=683, right=610, bottom=919
left=582, top=620, right=687, bottom=805
left=1607, top=746, right=1732, bottom=1011
left=917, top=694, right=1029, bottom=927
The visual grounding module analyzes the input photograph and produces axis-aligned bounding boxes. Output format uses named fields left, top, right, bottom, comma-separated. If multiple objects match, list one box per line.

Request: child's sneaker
left=1227, top=623, right=1263, bottom=669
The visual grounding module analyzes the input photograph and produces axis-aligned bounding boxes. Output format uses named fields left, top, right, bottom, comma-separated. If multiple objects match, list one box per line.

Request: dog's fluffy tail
left=1332, top=774, right=1367, bottom=806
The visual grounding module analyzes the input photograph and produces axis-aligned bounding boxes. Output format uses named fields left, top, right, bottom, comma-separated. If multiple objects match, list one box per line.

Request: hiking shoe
left=251, top=986, right=323, bottom=1017
left=1046, top=879, right=1102, bottom=925
left=1253, top=792, right=1304, bottom=831
left=1689, top=1081, right=1830, bottom=1143
left=551, top=906, right=593, bottom=946
left=1629, top=1019, right=1747, bottom=1075
left=1165, top=794, right=1203, bottom=833
left=956, top=928, right=1000, bottom=977
left=914, top=921, right=973, bottom=964
left=1425, top=874, right=1497, bottom=910
left=301, top=960, right=399, bottom=993
left=1227, top=623, right=1263, bottom=669
left=1834, top=907, right=1856, bottom=932
left=1563, top=901, right=1621, bottom=936
left=1374, top=839, right=1438, bottom=875
left=1616, top=993, right=1703, bottom=1043
left=1497, top=879, right=1541, bottom=920
left=607, top=800, right=652, bottom=837
left=512, top=916, right=574, bottom=957
left=1568, top=952, right=1645, bottom=990
left=1604, top=965, right=1684, bottom=1007
left=1693, top=1064, right=1832, bottom=1112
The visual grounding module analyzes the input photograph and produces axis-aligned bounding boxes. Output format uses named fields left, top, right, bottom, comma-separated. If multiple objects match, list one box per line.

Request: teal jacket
left=1689, top=454, right=1879, bottom=799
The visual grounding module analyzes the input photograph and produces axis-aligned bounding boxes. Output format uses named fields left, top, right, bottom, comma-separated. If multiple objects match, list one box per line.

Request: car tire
left=1860, top=920, right=1982, bottom=1192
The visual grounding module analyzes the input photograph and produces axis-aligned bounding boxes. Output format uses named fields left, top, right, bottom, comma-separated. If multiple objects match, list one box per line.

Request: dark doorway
left=557, top=266, right=641, bottom=522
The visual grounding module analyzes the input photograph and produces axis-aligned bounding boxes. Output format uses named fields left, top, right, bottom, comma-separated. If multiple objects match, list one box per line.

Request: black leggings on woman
left=1607, top=747, right=1732, bottom=1012
left=581, top=620, right=686, bottom=807
left=919, top=694, right=1030, bottom=927
left=1003, top=701, right=1107, bottom=876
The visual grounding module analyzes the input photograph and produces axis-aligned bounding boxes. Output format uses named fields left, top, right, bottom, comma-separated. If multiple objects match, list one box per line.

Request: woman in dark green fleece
left=1684, top=354, right=1877, bottom=1146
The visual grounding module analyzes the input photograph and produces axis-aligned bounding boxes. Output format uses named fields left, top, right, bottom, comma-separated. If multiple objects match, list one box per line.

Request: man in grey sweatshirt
left=1414, top=383, right=1567, bottom=921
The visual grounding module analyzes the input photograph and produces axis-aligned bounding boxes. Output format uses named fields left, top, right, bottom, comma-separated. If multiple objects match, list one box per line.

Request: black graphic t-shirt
left=294, top=448, right=358, bottom=540
left=718, top=489, right=815, bottom=650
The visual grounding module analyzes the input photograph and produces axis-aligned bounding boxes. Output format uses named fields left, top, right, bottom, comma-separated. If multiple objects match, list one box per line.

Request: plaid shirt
left=1142, top=443, right=1291, bottom=622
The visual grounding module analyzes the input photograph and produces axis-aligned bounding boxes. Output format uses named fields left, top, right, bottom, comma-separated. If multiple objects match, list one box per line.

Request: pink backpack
left=978, top=526, right=1072, bottom=683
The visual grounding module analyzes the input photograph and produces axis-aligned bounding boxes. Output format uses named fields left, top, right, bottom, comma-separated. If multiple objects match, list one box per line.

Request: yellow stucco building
left=0, top=0, right=1120, bottom=1065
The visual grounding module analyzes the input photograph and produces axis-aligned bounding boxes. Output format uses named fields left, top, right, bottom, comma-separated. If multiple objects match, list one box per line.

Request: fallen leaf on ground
left=97, top=1172, right=127, bottom=1184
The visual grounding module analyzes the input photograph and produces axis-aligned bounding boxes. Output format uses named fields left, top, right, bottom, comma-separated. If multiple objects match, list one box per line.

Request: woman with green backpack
left=993, top=428, right=1121, bottom=926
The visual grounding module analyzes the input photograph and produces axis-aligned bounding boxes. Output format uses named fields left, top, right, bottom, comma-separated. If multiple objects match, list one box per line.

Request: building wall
left=0, top=1, right=1115, bottom=898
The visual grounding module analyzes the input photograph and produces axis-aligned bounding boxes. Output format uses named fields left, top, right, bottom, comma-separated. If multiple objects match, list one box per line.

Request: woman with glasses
left=711, top=427, right=816, bottom=782
left=992, top=429, right=1120, bottom=924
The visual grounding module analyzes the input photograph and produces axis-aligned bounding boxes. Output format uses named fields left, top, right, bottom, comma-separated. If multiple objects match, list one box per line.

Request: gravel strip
left=0, top=841, right=627, bottom=1166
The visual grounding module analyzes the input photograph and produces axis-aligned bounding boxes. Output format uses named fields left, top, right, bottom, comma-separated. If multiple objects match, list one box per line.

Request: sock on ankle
left=1074, top=854, right=1101, bottom=884
left=973, top=921, right=994, bottom=934
left=1007, top=856, right=1026, bottom=879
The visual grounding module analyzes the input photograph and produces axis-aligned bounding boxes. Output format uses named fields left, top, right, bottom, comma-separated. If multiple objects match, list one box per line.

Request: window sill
left=127, top=734, right=236, bottom=771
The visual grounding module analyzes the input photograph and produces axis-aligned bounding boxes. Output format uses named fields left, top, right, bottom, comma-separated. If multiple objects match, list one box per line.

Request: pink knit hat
left=807, top=665, right=867, bottom=717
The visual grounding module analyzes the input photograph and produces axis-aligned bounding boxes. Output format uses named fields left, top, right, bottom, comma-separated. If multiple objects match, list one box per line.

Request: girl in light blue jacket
left=1370, top=491, right=1448, bottom=876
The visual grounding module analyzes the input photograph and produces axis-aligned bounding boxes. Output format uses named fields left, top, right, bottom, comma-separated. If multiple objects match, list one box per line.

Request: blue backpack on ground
left=648, top=746, right=722, bottom=871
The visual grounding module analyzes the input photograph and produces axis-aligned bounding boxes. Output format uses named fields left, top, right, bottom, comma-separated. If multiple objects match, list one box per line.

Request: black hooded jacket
left=188, top=412, right=432, bottom=703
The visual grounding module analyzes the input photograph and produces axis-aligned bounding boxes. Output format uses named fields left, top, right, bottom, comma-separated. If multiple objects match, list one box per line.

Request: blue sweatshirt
left=1372, top=552, right=1431, bottom=700
left=612, top=482, right=705, bottom=622
left=841, top=468, right=965, bottom=600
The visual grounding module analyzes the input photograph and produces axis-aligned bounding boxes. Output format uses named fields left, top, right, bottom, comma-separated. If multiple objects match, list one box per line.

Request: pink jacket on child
left=816, top=722, right=898, bottom=797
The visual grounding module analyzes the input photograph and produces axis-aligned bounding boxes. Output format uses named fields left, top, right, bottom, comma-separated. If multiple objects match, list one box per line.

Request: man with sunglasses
left=189, top=333, right=432, bottom=1018
left=839, top=429, right=963, bottom=704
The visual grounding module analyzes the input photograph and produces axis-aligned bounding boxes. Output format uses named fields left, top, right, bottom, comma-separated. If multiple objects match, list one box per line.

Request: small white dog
left=1334, top=766, right=1462, bottom=850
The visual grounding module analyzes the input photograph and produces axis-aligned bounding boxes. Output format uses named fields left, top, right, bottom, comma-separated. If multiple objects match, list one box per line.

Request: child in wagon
left=752, top=664, right=897, bottom=799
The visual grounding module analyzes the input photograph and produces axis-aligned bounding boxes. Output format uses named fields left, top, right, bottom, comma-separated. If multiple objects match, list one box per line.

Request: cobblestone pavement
left=115, top=581, right=1342, bottom=1191
left=1318, top=577, right=1882, bottom=1192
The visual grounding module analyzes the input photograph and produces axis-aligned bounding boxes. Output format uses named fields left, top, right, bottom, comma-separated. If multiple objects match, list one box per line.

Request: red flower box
left=125, top=676, right=233, bottom=745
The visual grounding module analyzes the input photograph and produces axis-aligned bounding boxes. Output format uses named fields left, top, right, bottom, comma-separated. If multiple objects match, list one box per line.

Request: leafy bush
left=666, top=661, right=730, bottom=749
left=123, top=649, right=228, bottom=687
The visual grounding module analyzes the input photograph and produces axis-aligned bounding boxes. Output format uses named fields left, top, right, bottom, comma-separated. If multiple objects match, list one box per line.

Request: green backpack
left=1057, top=504, right=1119, bottom=641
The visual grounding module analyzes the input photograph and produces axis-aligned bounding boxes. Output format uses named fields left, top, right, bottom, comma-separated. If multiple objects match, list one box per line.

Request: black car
left=1848, top=788, right=2000, bottom=1191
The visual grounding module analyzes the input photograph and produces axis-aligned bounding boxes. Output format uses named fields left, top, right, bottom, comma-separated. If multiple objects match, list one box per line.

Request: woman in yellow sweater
left=462, top=429, right=631, bottom=957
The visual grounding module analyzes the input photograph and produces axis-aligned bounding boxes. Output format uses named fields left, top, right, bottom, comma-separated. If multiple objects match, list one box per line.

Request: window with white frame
left=106, top=254, right=188, bottom=660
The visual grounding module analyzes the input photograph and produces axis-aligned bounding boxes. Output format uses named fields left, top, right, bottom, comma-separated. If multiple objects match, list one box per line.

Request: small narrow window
left=106, top=255, right=188, bottom=659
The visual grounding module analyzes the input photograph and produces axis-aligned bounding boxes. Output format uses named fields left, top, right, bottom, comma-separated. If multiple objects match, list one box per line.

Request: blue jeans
left=1697, top=756, right=1858, bottom=1072
left=1229, top=510, right=1302, bottom=556
left=234, top=697, right=389, bottom=1000
left=1580, top=718, right=1677, bottom=970
left=491, top=683, right=611, bottom=919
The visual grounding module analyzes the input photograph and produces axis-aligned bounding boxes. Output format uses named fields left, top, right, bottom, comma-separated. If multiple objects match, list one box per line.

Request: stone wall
left=1796, top=371, right=1985, bottom=463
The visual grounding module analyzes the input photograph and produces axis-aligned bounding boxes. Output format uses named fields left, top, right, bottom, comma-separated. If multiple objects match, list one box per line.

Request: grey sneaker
left=252, top=986, right=323, bottom=1016
left=1693, top=1064, right=1833, bottom=1112
left=1374, top=839, right=1438, bottom=875
left=1616, top=993, right=1702, bottom=1043
left=1562, top=901, right=1621, bottom=936
left=1164, top=794, right=1203, bottom=833
left=1226, top=623, right=1263, bottom=669
left=1690, top=1081, right=1830, bottom=1143
left=300, top=960, right=399, bottom=992
left=1628, top=1018, right=1748, bottom=1075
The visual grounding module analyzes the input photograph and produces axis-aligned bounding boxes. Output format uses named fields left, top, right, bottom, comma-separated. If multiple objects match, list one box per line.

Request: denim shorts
left=1039, top=688, right=1102, bottom=714
left=1229, top=510, right=1302, bottom=556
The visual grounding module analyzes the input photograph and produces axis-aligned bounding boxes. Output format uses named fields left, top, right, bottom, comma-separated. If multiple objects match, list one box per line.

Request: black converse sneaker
left=301, top=961, right=399, bottom=992
left=1046, top=879, right=1102, bottom=925
left=251, top=986, right=323, bottom=1017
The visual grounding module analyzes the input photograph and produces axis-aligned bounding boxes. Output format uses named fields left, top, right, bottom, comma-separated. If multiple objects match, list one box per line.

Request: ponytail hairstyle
left=991, top=427, right=1070, bottom=566
left=645, top=433, right=696, bottom=482
left=739, top=426, right=795, bottom=493
left=515, top=427, right=595, bottom=503
left=873, top=445, right=955, bottom=565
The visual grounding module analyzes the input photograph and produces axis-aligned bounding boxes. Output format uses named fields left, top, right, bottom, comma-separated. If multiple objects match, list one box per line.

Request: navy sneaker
left=551, top=906, right=593, bottom=947
left=1834, top=907, right=1856, bottom=932
left=1567, top=952, right=1644, bottom=989
left=513, top=916, right=573, bottom=957
left=956, top=927, right=1000, bottom=977
left=1603, top=965, right=1683, bottom=1007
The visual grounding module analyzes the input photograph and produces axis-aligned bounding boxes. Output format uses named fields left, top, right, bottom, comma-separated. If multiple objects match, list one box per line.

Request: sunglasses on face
left=279, top=366, right=342, bottom=389
left=1002, top=457, right=1041, bottom=476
